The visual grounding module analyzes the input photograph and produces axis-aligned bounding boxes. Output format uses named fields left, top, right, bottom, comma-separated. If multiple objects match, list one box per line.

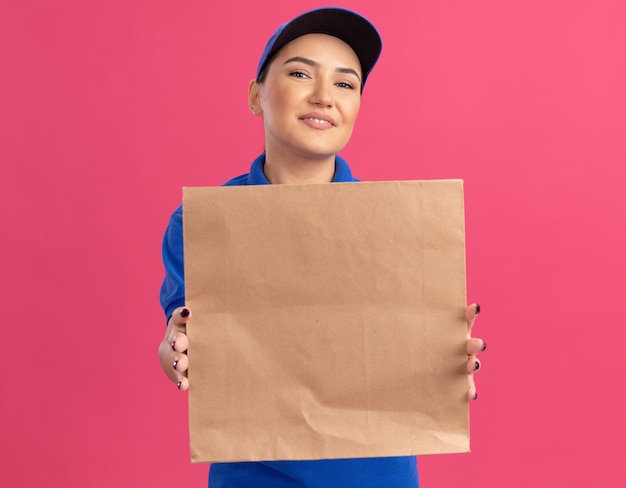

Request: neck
left=263, top=148, right=336, bottom=185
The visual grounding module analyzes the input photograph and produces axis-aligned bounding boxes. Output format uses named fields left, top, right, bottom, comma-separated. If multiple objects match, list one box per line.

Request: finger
left=170, top=307, right=191, bottom=331
left=468, top=375, right=478, bottom=401
left=169, top=308, right=191, bottom=352
left=174, top=359, right=189, bottom=391
left=176, top=376, right=190, bottom=392
left=467, top=337, right=487, bottom=355
left=467, top=358, right=481, bottom=374
left=466, top=303, right=481, bottom=334
left=172, top=331, right=189, bottom=354
left=173, top=353, right=189, bottom=373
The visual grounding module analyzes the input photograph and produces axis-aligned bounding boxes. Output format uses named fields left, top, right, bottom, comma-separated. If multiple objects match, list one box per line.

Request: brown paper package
left=183, top=180, right=469, bottom=463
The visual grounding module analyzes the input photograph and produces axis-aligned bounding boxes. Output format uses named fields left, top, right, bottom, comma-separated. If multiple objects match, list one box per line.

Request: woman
left=158, top=7, right=486, bottom=487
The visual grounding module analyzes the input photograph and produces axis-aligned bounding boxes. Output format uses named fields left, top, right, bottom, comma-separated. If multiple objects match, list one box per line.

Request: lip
left=299, top=112, right=336, bottom=129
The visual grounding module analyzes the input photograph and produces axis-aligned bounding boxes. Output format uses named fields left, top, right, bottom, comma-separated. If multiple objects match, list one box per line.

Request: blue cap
left=256, top=7, right=382, bottom=88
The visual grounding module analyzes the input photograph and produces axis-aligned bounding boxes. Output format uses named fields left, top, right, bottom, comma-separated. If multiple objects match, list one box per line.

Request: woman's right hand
left=158, top=307, right=191, bottom=391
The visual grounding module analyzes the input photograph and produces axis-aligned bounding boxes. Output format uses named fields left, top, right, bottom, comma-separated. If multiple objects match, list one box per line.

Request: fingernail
left=173, top=360, right=178, bottom=371
left=181, top=308, right=190, bottom=318
left=475, top=303, right=481, bottom=315
left=474, top=361, right=480, bottom=372
left=171, top=341, right=176, bottom=351
left=473, top=392, right=478, bottom=401
left=481, top=341, right=487, bottom=351
left=177, top=381, right=182, bottom=390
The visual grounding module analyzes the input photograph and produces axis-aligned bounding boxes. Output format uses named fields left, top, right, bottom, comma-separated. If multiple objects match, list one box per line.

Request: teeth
left=306, top=118, right=331, bottom=124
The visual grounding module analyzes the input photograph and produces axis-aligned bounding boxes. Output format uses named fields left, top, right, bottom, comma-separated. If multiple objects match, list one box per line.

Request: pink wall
left=2, top=1, right=625, bottom=486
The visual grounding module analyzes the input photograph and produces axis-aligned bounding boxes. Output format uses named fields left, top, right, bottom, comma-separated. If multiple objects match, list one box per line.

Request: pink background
left=2, top=1, right=625, bottom=486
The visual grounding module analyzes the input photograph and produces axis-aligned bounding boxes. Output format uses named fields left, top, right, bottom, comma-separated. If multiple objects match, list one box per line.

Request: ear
left=248, top=80, right=263, bottom=116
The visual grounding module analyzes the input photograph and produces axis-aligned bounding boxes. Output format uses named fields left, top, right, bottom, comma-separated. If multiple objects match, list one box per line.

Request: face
left=249, top=33, right=362, bottom=162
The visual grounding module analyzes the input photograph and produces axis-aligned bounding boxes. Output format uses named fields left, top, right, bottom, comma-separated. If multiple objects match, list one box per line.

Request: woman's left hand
left=466, top=303, right=486, bottom=401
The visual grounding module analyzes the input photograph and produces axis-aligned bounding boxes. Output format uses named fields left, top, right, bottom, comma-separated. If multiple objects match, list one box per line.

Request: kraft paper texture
left=183, top=180, right=469, bottom=463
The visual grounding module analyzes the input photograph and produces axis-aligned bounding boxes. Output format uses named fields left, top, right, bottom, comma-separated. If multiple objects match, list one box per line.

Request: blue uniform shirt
left=160, top=154, right=420, bottom=488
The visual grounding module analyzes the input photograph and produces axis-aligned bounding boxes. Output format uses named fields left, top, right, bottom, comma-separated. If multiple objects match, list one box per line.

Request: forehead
left=272, top=33, right=361, bottom=72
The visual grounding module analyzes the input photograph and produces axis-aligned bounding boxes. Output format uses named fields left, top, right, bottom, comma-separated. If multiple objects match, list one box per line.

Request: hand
left=466, top=303, right=486, bottom=401
left=158, top=307, right=191, bottom=391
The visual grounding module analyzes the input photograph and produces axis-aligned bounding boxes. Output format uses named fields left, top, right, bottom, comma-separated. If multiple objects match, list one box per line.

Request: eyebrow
left=283, top=56, right=362, bottom=82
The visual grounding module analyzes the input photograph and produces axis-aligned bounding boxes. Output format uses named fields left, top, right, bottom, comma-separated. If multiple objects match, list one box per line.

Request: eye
left=335, top=81, right=355, bottom=90
left=289, top=70, right=310, bottom=79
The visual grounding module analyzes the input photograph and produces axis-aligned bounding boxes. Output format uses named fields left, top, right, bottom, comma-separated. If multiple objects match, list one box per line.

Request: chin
left=300, top=142, right=349, bottom=159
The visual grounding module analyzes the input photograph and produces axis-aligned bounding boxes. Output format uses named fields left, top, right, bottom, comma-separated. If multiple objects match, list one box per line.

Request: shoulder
left=223, top=173, right=250, bottom=186
left=334, top=155, right=360, bottom=182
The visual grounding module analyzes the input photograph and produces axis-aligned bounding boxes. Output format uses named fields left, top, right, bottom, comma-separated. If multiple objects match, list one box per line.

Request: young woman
left=158, top=7, right=486, bottom=487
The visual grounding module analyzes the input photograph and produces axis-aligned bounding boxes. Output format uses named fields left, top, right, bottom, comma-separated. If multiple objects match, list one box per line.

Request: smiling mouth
left=302, top=117, right=335, bottom=126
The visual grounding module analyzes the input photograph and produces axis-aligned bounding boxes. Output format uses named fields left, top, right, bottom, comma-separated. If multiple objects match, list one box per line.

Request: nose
left=309, top=78, right=333, bottom=107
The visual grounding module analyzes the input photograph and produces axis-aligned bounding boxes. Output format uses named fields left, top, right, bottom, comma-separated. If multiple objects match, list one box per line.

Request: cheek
left=345, top=100, right=361, bottom=126
left=261, top=91, right=290, bottom=122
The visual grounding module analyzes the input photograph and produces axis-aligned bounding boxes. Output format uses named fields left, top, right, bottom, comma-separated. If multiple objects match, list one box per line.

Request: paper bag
left=183, top=180, right=468, bottom=463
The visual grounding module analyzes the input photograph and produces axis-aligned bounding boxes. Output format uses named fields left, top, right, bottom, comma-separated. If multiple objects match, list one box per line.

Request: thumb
left=466, top=303, right=480, bottom=334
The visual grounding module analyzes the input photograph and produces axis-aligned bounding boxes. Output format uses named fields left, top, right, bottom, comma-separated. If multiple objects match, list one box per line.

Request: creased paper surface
left=183, top=180, right=468, bottom=463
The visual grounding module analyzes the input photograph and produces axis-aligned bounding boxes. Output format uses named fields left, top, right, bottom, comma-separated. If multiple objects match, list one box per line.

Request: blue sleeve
left=159, top=205, right=185, bottom=322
